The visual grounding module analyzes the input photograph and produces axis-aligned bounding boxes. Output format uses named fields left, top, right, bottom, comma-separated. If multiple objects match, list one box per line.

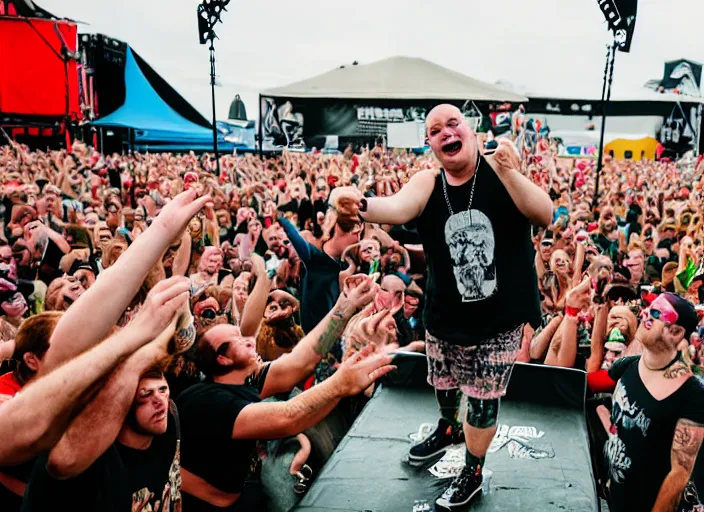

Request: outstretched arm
left=585, top=304, right=609, bottom=373
left=235, top=347, right=394, bottom=439
left=46, top=342, right=164, bottom=478
left=529, top=315, right=562, bottom=361
left=652, top=419, right=704, bottom=512
left=330, top=169, right=438, bottom=226
left=0, top=276, right=188, bottom=467
left=44, top=190, right=209, bottom=375
left=260, top=276, right=377, bottom=399
left=280, top=217, right=313, bottom=264
left=171, top=231, right=192, bottom=277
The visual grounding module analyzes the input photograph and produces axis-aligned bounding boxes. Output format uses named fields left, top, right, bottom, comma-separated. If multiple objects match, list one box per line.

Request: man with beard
left=190, top=247, right=224, bottom=293
left=176, top=275, right=394, bottom=511
left=329, top=104, right=551, bottom=508
left=598, top=293, right=704, bottom=512
left=263, top=225, right=300, bottom=292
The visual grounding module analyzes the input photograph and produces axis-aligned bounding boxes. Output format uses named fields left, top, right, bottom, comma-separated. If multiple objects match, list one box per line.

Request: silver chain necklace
left=441, top=151, right=481, bottom=216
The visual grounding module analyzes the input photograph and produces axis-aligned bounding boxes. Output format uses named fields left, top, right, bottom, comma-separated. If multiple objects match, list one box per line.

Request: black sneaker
left=435, top=464, right=483, bottom=509
left=408, top=420, right=463, bottom=462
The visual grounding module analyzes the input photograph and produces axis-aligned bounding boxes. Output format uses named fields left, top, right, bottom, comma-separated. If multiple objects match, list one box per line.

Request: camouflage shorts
left=426, top=324, right=524, bottom=400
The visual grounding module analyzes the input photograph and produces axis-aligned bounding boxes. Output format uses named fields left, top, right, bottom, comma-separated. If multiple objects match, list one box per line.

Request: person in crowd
left=329, top=103, right=551, bottom=508
left=256, top=289, right=304, bottom=362
left=597, top=293, right=704, bottom=512
left=22, top=278, right=193, bottom=512
left=177, top=273, right=392, bottom=510
left=280, top=204, right=362, bottom=333
left=191, top=246, right=224, bottom=293
left=1, top=119, right=704, bottom=512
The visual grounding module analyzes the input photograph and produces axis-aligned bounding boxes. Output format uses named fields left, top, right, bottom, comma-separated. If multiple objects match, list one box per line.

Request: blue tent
left=93, top=47, right=233, bottom=151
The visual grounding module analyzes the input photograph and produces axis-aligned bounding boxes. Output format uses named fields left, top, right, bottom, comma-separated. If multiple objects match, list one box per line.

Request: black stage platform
left=297, top=356, right=599, bottom=512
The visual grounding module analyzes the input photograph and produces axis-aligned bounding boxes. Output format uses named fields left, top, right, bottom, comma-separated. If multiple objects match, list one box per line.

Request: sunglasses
left=200, top=308, right=226, bottom=320
left=648, top=307, right=678, bottom=325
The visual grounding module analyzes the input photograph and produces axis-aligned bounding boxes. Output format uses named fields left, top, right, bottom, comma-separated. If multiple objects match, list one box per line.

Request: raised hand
left=342, top=274, right=379, bottom=311
left=128, top=276, right=191, bottom=349
left=483, top=139, right=521, bottom=177
left=343, top=308, right=398, bottom=356
left=328, top=186, right=363, bottom=211
left=565, top=276, right=591, bottom=311
left=332, top=344, right=396, bottom=396
left=152, top=189, right=211, bottom=238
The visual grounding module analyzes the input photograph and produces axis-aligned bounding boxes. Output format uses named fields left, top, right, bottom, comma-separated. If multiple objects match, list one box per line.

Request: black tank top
left=416, top=159, right=541, bottom=345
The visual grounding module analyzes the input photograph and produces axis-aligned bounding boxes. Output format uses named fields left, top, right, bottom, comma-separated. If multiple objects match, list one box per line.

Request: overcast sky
left=41, top=0, right=703, bottom=121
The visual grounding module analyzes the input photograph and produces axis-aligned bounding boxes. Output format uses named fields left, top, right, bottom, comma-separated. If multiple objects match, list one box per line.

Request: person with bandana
left=597, top=293, right=704, bottom=512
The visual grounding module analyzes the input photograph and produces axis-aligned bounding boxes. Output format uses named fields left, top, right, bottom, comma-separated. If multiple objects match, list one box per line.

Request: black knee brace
left=436, top=389, right=461, bottom=426
left=466, top=397, right=499, bottom=429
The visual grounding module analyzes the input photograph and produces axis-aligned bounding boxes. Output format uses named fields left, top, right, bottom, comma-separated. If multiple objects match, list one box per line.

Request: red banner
left=0, top=17, right=80, bottom=118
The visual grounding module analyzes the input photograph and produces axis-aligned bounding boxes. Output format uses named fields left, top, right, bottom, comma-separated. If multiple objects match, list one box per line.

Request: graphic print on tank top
left=444, top=209, right=496, bottom=302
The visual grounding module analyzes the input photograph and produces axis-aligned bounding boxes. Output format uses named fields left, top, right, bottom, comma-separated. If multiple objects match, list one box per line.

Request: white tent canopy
left=262, top=56, right=528, bottom=102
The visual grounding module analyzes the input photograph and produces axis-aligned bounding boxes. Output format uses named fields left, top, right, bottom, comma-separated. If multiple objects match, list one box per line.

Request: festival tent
left=259, top=56, right=528, bottom=149
left=92, top=46, right=231, bottom=152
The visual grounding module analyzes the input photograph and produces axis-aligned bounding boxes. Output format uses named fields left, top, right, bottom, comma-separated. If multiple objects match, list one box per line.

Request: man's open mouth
left=441, top=140, right=462, bottom=156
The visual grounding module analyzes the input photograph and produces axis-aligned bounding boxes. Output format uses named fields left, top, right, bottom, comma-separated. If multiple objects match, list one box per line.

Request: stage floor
left=297, top=362, right=599, bottom=512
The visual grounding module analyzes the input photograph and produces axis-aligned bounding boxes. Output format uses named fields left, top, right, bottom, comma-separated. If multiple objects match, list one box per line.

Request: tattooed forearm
left=313, top=310, right=349, bottom=356
left=279, top=378, right=342, bottom=435
left=672, top=419, right=704, bottom=473
left=172, top=322, right=196, bottom=353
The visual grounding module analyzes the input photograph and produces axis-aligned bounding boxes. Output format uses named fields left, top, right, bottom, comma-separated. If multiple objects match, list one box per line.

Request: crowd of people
left=0, top=113, right=703, bottom=511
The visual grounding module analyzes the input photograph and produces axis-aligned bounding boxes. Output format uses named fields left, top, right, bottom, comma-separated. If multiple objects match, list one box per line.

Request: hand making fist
left=483, top=139, right=521, bottom=176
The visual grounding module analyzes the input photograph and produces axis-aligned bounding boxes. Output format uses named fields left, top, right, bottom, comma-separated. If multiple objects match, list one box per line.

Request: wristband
left=565, top=306, right=580, bottom=318
left=359, top=198, right=368, bottom=213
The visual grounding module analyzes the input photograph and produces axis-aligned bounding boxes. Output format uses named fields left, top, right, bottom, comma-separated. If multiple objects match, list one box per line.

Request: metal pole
left=592, top=42, right=617, bottom=214
left=258, top=94, right=264, bottom=159
left=209, top=40, right=221, bottom=176
left=696, top=103, right=702, bottom=157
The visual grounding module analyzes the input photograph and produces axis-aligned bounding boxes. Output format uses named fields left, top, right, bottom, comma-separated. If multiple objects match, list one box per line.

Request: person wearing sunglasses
left=177, top=275, right=391, bottom=511
left=598, top=293, right=704, bottom=512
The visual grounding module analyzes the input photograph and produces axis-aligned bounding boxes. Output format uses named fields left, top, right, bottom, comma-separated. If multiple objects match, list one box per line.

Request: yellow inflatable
left=604, top=137, right=659, bottom=160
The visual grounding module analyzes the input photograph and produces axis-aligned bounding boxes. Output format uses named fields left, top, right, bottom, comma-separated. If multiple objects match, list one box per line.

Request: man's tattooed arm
left=651, top=419, right=704, bottom=512
left=672, top=419, right=704, bottom=473
left=313, top=296, right=357, bottom=356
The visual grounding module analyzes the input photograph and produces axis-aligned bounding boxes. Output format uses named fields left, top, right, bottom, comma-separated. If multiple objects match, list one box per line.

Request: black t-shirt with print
left=176, top=364, right=270, bottom=510
left=22, top=407, right=181, bottom=512
left=605, top=356, right=704, bottom=512
left=416, top=160, right=541, bottom=346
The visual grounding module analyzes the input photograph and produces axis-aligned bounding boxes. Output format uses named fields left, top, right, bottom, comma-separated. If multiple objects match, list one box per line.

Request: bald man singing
left=329, top=104, right=552, bottom=508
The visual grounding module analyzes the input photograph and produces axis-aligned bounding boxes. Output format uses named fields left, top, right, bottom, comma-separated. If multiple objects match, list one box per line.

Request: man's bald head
left=426, top=104, right=465, bottom=132
left=425, top=103, right=476, bottom=174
